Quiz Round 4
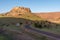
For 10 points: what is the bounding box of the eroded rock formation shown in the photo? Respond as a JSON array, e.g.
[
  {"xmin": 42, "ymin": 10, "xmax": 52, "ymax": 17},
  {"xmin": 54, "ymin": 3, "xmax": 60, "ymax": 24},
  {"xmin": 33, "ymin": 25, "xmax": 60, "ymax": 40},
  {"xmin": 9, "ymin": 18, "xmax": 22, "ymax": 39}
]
[{"xmin": 5, "ymin": 7, "xmax": 31, "ymax": 16}]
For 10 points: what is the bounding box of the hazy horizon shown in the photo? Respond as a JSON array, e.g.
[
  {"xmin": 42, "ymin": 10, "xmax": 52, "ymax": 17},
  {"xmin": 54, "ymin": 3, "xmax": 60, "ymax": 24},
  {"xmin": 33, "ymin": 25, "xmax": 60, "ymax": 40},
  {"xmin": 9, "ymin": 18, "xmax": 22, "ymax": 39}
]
[{"xmin": 0, "ymin": 0, "xmax": 60, "ymax": 13}]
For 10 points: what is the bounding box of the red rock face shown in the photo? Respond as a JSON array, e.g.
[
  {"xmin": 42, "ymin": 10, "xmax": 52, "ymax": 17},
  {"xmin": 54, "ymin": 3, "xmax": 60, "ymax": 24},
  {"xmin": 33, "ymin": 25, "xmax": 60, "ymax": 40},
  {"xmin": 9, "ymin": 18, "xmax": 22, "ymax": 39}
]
[
  {"xmin": 5, "ymin": 7, "xmax": 31, "ymax": 16},
  {"xmin": 11, "ymin": 7, "xmax": 31, "ymax": 13}
]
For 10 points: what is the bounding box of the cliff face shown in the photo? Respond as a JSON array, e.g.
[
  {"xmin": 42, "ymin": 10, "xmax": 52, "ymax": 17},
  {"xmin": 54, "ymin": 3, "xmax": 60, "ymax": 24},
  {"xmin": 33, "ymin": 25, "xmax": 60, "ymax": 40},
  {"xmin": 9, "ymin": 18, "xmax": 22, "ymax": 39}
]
[
  {"xmin": 5, "ymin": 7, "xmax": 31, "ymax": 16},
  {"xmin": 11, "ymin": 7, "xmax": 31, "ymax": 13}
]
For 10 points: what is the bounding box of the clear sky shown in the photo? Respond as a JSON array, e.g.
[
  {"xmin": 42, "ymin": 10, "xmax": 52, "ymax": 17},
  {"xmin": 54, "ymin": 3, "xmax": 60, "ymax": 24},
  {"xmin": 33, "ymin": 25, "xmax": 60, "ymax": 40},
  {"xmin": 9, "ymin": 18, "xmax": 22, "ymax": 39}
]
[{"xmin": 0, "ymin": 0, "xmax": 60, "ymax": 13}]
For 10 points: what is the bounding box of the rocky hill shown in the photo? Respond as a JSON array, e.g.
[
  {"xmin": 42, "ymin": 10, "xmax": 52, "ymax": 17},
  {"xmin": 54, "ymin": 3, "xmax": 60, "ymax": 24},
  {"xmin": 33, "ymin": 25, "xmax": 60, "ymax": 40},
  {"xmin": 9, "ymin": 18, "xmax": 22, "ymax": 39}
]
[
  {"xmin": 0, "ymin": 7, "xmax": 42, "ymax": 21},
  {"xmin": 4, "ymin": 7, "xmax": 31, "ymax": 16}
]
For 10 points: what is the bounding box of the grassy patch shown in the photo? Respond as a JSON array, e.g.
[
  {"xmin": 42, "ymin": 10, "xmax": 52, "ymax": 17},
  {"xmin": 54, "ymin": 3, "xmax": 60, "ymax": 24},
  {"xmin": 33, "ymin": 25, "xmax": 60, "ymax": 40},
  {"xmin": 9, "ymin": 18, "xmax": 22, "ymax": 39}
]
[
  {"xmin": 0, "ymin": 33, "xmax": 13, "ymax": 40},
  {"xmin": 34, "ymin": 20, "xmax": 60, "ymax": 34},
  {"xmin": 23, "ymin": 30, "xmax": 48, "ymax": 40},
  {"xmin": 40, "ymin": 27, "xmax": 60, "ymax": 34}
]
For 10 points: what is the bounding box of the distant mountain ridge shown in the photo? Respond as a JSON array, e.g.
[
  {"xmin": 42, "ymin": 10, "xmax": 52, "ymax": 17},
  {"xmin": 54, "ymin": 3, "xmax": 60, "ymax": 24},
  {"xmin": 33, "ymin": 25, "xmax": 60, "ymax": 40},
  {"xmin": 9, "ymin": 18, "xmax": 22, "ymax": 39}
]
[{"xmin": 34, "ymin": 12, "xmax": 60, "ymax": 23}]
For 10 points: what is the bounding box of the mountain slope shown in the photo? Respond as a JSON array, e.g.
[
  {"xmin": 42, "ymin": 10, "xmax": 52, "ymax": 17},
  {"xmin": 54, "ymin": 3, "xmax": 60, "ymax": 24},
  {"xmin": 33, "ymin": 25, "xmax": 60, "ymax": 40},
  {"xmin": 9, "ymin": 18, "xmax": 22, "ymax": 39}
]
[
  {"xmin": 34, "ymin": 12, "xmax": 60, "ymax": 23},
  {"xmin": 0, "ymin": 7, "xmax": 42, "ymax": 21}
]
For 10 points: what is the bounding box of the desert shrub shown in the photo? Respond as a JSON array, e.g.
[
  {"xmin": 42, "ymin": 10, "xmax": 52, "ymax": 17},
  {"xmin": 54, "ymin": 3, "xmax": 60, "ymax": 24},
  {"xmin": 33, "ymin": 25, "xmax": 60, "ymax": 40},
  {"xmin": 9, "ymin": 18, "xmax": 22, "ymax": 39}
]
[
  {"xmin": 20, "ymin": 22, "xmax": 23, "ymax": 25},
  {"xmin": 34, "ymin": 23, "xmax": 43, "ymax": 28},
  {"xmin": 34, "ymin": 20, "xmax": 53, "ymax": 29}
]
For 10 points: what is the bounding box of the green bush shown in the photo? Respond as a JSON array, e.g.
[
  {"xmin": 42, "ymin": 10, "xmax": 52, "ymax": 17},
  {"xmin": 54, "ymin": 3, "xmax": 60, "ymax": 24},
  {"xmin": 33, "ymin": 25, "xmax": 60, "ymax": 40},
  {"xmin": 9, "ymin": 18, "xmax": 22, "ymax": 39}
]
[{"xmin": 34, "ymin": 23, "xmax": 43, "ymax": 28}]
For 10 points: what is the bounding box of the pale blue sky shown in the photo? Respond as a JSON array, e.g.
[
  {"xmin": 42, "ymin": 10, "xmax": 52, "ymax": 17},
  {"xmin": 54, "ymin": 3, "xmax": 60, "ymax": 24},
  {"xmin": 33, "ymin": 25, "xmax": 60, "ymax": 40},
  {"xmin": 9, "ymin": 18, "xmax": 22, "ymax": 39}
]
[{"xmin": 0, "ymin": 0, "xmax": 60, "ymax": 13}]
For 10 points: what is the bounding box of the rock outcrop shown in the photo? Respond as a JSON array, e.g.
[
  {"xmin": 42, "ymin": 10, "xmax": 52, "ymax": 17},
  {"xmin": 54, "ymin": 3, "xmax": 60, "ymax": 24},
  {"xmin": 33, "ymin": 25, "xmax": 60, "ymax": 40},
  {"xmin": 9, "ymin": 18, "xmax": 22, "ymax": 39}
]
[{"xmin": 5, "ymin": 7, "xmax": 31, "ymax": 16}]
